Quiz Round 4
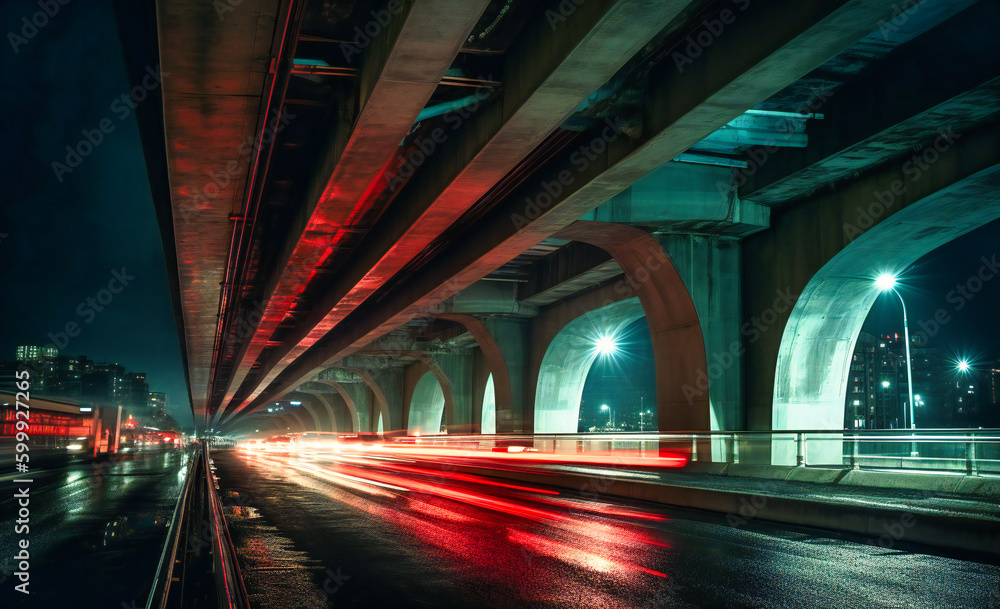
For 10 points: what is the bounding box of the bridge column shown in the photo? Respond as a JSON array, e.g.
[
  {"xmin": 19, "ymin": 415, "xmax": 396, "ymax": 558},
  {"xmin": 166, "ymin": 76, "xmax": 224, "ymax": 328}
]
[
  {"xmin": 657, "ymin": 234, "xmax": 743, "ymax": 433},
  {"xmin": 338, "ymin": 382, "xmax": 372, "ymax": 433},
  {"xmin": 435, "ymin": 350, "xmax": 475, "ymax": 434},
  {"xmin": 482, "ymin": 318, "xmax": 531, "ymax": 434},
  {"xmin": 371, "ymin": 367, "xmax": 405, "ymax": 433}
]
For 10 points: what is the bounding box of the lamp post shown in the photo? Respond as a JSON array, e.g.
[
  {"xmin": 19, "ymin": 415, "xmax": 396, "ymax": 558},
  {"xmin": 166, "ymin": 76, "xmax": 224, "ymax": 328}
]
[{"xmin": 876, "ymin": 275, "xmax": 916, "ymax": 446}]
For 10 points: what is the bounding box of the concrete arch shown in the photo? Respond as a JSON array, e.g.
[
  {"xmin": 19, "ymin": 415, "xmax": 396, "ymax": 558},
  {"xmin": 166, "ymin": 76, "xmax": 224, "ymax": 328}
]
[
  {"xmin": 285, "ymin": 393, "xmax": 326, "ymax": 431},
  {"xmin": 408, "ymin": 371, "xmax": 446, "ymax": 434},
  {"xmin": 335, "ymin": 367, "xmax": 391, "ymax": 432},
  {"xmin": 432, "ymin": 313, "xmax": 510, "ymax": 435},
  {"xmin": 773, "ymin": 164, "xmax": 1000, "ymax": 444},
  {"xmin": 481, "ymin": 373, "xmax": 496, "ymax": 435},
  {"xmin": 287, "ymin": 408, "xmax": 312, "ymax": 432},
  {"xmin": 554, "ymin": 221, "xmax": 710, "ymax": 431},
  {"xmin": 534, "ymin": 298, "xmax": 647, "ymax": 432},
  {"xmin": 303, "ymin": 380, "xmax": 360, "ymax": 432},
  {"xmin": 289, "ymin": 391, "xmax": 334, "ymax": 432}
]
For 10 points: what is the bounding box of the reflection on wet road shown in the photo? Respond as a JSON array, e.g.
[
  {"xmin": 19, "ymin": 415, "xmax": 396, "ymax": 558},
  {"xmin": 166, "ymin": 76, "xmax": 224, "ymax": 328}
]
[
  {"xmin": 214, "ymin": 448, "xmax": 1000, "ymax": 609},
  {"xmin": 0, "ymin": 450, "xmax": 187, "ymax": 608}
]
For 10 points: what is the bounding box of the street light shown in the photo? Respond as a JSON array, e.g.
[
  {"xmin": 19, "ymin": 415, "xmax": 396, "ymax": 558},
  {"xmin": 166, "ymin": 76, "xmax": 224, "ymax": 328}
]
[
  {"xmin": 957, "ymin": 359, "xmax": 970, "ymax": 373},
  {"xmin": 875, "ymin": 273, "xmax": 916, "ymax": 438},
  {"xmin": 601, "ymin": 404, "xmax": 614, "ymax": 427},
  {"xmin": 594, "ymin": 334, "xmax": 619, "ymax": 357}
]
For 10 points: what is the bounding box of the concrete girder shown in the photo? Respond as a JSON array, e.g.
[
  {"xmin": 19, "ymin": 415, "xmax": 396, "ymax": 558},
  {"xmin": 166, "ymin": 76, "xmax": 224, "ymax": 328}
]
[
  {"xmin": 226, "ymin": 0, "xmax": 695, "ymax": 419},
  {"xmin": 581, "ymin": 163, "xmax": 769, "ymax": 237},
  {"xmin": 235, "ymin": 0, "xmax": 901, "ymax": 415},
  {"xmin": 156, "ymin": 0, "xmax": 286, "ymax": 419},
  {"xmin": 741, "ymin": 1, "xmax": 1000, "ymax": 206},
  {"xmin": 215, "ymin": 0, "xmax": 491, "ymax": 423}
]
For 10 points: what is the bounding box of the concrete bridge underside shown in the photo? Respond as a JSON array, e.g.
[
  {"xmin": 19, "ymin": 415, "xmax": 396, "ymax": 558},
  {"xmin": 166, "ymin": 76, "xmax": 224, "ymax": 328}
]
[{"xmin": 121, "ymin": 0, "xmax": 999, "ymax": 450}]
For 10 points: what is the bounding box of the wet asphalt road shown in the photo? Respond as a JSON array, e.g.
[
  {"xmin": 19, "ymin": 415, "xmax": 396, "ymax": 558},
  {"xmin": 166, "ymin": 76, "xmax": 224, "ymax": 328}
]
[
  {"xmin": 0, "ymin": 449, "xmax": 188, "ymax": 608},
  {"xmin": 213, "ymin": 448, "xmax": 1000, "ymax": 609}
]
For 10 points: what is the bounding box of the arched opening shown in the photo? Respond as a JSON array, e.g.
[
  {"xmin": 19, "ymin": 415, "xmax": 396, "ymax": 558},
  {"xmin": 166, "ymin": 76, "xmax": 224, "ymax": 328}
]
[
  {"xmin": 534, "ymin": 298, "xmax": 646, "ymax": 433},
  {"xmin": 408, "ymin": 371, "xmax": 446, "ymax": 435},
  {"xmin": 772, "ymin": 165, "xmax": 1000, "ymax": 463},
  {"xmin": 481, "ymin": 373, "xmax": 496, "ymax": 434},
  {"xmin": 578, "ymin": 317, "xmax": 656, "ymax": 432}
]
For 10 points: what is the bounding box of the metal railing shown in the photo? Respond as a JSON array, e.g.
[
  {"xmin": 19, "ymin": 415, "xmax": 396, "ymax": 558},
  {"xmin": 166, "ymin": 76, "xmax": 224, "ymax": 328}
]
[
  {"xmin": 146, "ymin": 447, "xmax": 199, "ymax": 609},
  {"xmin": 205, "ymin": 444, "xmax": 252, "ymax": 609},
  {"xmin": 390, "ymin": 429, "xmax": 1000, "ymax": 475}
]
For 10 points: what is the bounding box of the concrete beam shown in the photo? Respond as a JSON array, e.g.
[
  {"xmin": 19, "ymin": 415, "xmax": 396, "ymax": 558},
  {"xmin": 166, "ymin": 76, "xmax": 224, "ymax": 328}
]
[
  {"xmin": 235, "ymin": 0, "xmax": 902, "ymax": 416},
  {"xmin": 582, "ymin": 163, "xmax": 769, "ymax": 236},
  {"xmin": 156, "ymin": 0, "xmax": 285, "ymax": 417},
  {"xmin": 215, "ymin": 0, "xmax": 490, "ymax": 422},
  {"xmin": 741, "ymin": 1, "xmax": 1000, "ymax": 206},
  {"xmin": 226, "ymin": 0, "xmax": 695, "ymax": 419}
]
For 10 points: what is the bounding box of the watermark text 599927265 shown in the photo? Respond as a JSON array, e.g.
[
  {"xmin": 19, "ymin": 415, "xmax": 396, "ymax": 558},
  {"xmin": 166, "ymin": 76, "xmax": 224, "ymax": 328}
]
[{"xmin": 11, "ymin": 367, "xmax": 33, "ymax": 595}]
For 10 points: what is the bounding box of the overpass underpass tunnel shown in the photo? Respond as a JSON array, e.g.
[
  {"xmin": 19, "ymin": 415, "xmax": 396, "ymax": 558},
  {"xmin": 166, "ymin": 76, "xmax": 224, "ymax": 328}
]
[
  {"xmin": 408, "ymin": 371, "xmax": 445, "ymax": 435},
  {"xmin": 534, "ymin": 297, "xmax": 655, "ymax": 433}
]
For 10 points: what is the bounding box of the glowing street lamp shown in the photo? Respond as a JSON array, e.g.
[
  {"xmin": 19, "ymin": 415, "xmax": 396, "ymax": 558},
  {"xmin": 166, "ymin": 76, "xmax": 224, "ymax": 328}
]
[
  {"xmin": 594, "ymin": 334, "xmax": 619, "ymax": 357},
  {"xmin": 957, "ymin": 359, "xmax": 970, "ymax": 373},
  {"xmin": 601, "ymin": 404, "xmax": 614, "ymax": 427},
  {"xmin": 875, "ymin": 273, "xmax": 916, "ymax": 437}
]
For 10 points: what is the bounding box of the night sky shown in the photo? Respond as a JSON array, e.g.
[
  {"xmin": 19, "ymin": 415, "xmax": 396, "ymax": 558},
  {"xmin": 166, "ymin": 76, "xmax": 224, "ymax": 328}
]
[
  {"xmin": 862, "ymin": 218, "xmax": 1000, "ymax": 370},
  {"xmin": 1, "ymin": 0, "xmax": 192, "ymax": 427}
]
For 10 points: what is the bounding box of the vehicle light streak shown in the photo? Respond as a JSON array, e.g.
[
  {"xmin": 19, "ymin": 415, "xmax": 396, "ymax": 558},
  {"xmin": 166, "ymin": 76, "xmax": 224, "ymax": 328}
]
[{"xmin": 509, "ymin": 530, "xmax": 668, "ymax": 578}]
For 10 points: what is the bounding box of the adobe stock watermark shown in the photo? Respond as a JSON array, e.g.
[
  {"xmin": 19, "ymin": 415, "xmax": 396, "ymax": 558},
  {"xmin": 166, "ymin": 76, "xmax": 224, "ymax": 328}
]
[
  {"xmin": 178, "ymin": 107, "xmax": 296, "ymax": 222},
  {"xmin": 726, "ymin": 494, "xmax": 767, "ymax": 528},
  {"xmin": 843, "ymin": 127, "xmax": 960, "ymax": 240},
  {"xmin": 51, "ymin": 65, "xmax": 166, "ymax": 182},
  {"xmin": 47, "ymin": 268, "xmax": 136, "ymax": 350},
  {"xmin": 544, "ymin": 0, "xmax": 586, "ymax": 30},
  {"xmin": 671, "ymin": 0, "xmax": 751, "ymax": 73},
  {"xmin": 339, "ymin": 0, "xmax": 405, "ymax": 63},
  {"xmin": 914, "ymin": 255, "xmax": 999, "ymax": 342},
  {"xmin": 682, "ymin": 287, "xmax": 797, "ymax": 404},
  {"xmin": 868, "ymin": 512, "xmax": 916, "ymax": 549},
  {"xmin": 511, "ymin": 117, "xmax": 622, "ymax": 230},
  {"xmin": 320, "ymin": 567, "xmax": 351, "ymax": 595},
  {"xmin": 7, "ymin": 0, "xmax": 72, "ymax": 54}
]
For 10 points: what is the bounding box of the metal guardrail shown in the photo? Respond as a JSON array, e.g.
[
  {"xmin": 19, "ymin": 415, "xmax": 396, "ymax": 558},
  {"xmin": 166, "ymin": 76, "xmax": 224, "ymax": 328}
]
[
  {"xmin": 204, "ymin": 444, "xmax": 252, "ymax": 609},
  {"xmin": 391, "ymin": 430, "xmax": 1000, "ymax": 475},
  {"xmin": 146, "ymin": 447, "xmax": 199, "ymax": 609}
]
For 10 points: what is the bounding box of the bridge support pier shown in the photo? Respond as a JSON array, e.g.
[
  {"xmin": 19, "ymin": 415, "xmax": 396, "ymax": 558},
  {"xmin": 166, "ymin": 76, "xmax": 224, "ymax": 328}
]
[{"xmin": 483, "ymin": 318, "xmax": 531, "ymax": 434}]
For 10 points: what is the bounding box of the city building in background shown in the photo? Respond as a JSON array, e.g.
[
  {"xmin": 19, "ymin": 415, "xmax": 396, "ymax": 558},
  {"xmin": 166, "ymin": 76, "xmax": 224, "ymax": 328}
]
[
  {"xmin": 149, "ymin": 392, "xmax": 167, "ymax": 419},
  {"xmin": 844, "ymin": 334, "xmax": 992, "ymax": 429},
  {"xmin": 0, "ymin": 346, "xmax": 177, "ymax": 429}
]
